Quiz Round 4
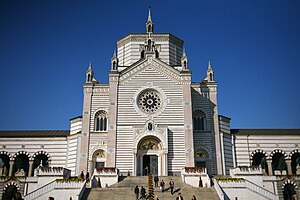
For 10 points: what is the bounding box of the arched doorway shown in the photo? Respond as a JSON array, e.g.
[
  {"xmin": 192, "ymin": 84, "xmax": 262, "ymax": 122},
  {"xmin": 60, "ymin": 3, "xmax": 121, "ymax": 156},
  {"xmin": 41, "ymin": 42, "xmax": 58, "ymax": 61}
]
[
  {"xmin": 2, "ymin": 183, "xmax": 19, "ymax": 200},
  {"xmin": 136, "ymin": 136, "xmax": 167, "ymax": 176},
  {"xmin": 283, "ymin": 183, "xmax": 297, "ymax": 200},
  {"xmin": 90, "ymin": 149, "xmax": 106, "ymax": 174},
  {"xmin": 195, "ymin": 149, "xmax": 211, "ymax": 175}
]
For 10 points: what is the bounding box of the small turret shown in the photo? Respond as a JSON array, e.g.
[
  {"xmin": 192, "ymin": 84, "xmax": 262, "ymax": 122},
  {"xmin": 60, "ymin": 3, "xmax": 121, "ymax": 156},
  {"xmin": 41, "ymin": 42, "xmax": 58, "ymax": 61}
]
[
  {"xmin": 205, "ymin": 60, "xmax": 215, "ymax": 82},
  {"xmin": 181, "ymin": 49, "xmax": 188, "ymax": 70},
  {"xmin": 86, "ymin": 62, "xmax": 94, "ymax": 83},
  {"xmin": 146, "ymin": 7, "xmax": 154, "ymax": 33},
  {"xmin": 111, "ymin": 49, "xmax": 118, "ymax": 71}
]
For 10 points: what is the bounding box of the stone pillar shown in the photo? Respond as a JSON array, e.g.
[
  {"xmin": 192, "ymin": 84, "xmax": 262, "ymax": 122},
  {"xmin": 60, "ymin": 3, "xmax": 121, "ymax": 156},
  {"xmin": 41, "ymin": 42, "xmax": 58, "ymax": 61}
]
[
  {"xmin": 285, "ymin": 159, "xmax": 292, "ymax": 175},
  {"xmin": 9, "ymin": 160, "xmax": 14, "ymax": 177},
  {"xmin": 164, "ymin": 153, "xmax": 168, "ymax": 176},
  {"xmin": 267, "ymin": 158, "xmax": 273, "ymax": 176},
  {"xmin": 28, "ymin": 160, "xmax": 33, "ymax": 177},
  {"xmin": 133, "ymin": 152, "xmax": 136, "ymax": 176},
  {"xmin": 181, "ymin": 70, "xmax": 194, "ymax": 167},
  {"xmin": 106, "ymin": 71, "xmax": 119, "ymax": 167}
]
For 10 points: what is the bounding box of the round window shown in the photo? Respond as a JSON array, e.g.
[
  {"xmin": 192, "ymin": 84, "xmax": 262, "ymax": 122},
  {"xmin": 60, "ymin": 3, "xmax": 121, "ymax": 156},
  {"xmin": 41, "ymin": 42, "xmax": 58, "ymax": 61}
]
[{"xmin": 138, "ymin": 90, "xmax": 162, "ymax": 114}]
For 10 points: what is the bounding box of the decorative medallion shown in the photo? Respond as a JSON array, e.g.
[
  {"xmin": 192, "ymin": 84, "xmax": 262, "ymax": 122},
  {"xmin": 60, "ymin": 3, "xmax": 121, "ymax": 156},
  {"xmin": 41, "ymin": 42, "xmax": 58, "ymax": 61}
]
[
  {"xmin": 140, "ymin": 140, "xmax": 159, "ymax": 150},
  {"xmin": 138, "ymin": 90, "xmax": 162, "ymax": 114}
]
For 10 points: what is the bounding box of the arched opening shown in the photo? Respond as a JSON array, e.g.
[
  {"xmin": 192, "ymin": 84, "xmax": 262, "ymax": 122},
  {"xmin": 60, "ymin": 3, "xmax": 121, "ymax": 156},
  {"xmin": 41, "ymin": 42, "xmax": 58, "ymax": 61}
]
[
  {"xmin": 195, "ymin": 149, "xmax": 211, "ymax": 175},
  {"xmin": 87, "ymin": 74, "xmax": 91, "ymax": 82},
  {"xmin": 91, "ymin": 149, "xmax": 106, "ymax": 174},
  {"xmin": 2, "ymin": 185, "xmax": 18, "ymax": 200},
  {"xmin": 252, "ymin": 152, "xmax": 268, "ymax": 174},
  {"xmin": 291, "ymin": 152, "xmax": 300, "ymax": 175},
  {"xmin": 283, "ymin": 183, "xmax": 297, "ymax": 200},
  {"xmin": 95, "ymin": 110, "xmax": 107, "ymax": 131},
  {"xmin": 148, "ymin": 25, "xmax": 152, "ymax": 33},
  {"xmin": 13, "ymin": 154, "xmax": 29, "ymax": 177},
  {"xmin": 113, "ymin": 61, "xmax": 117, "ymax": 70},
  {"xmin": 272, "ymin": 152, "xmax": 287, "ymax": 174},
  {"xmin": 193, "ymin": 110, "xmax": 206, "ymax": 131},
  {"xmin": 32, "ymin": 154, "xmax": 49, "ymax": 176},
  {"xmin": 147, "ymin": 39, "xmax": 152, "ymax": 51},
  {"xmin": 136, "ymin": 136, "xmax": 165, "ymax": 176},
  {"xmin": 0, "ymin": 154, "xmax": 10, "ymax": 176},
  {"xmin": 184, "ymin": 61, "xmax": 187, "ymax": 69},
  {"xmin": 209, "ymin": 73, "xmax": 213, "ymax": 81}
]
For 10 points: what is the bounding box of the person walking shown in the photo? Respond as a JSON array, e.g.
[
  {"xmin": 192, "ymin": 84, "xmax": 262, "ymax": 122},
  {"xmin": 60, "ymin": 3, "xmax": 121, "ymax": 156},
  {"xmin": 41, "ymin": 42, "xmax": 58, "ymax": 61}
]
[
  {"xmin": 140, "ymin": 186, "xmax": 146, "ymax": 199},
  {"xmin": 191, "ymin": 195, "xmax": 197, "ymax": 200},
  {"xmin": 160, "ymin": 179, "xmax": 165, "ymax": 192},
  {"xmin": 169, "ymin": 179, "xmax": 175, "ymax": 195},
  {"xmin": 154, "ymin": 175, "xmax": 159, "ymax": 187},
  {"xmin": 176, "ymin": 193, "xmax": 184, "ymax": 200},
  {"xmin": 85, "ymin": 171, "xmax": 90, "ymax": 182},
  {"xmin": 134, "ymin": 185, "xmax": 139, "ymax": 200}
]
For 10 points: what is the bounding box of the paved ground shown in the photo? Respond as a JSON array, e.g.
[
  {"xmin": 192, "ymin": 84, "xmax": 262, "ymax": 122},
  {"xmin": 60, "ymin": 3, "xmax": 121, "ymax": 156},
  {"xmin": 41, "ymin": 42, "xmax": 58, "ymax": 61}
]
[{"xmin": 83, "ymin": 176, "xmax": 220, "ymax": 200}]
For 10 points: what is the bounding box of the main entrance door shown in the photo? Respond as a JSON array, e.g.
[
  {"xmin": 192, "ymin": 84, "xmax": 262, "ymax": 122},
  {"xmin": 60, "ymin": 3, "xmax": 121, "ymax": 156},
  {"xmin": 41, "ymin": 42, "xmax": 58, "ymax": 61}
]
[{"xmin": 143, "ymin": 155, "xmax": 158, "ymax": 175}]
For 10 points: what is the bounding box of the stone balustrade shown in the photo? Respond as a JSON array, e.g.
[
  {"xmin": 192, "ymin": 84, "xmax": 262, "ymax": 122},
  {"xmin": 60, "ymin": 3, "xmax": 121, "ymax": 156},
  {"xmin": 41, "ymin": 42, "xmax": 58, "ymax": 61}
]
[{"xmin": 230, "ymin": 166, "xmax": 264, "ymax": 176}]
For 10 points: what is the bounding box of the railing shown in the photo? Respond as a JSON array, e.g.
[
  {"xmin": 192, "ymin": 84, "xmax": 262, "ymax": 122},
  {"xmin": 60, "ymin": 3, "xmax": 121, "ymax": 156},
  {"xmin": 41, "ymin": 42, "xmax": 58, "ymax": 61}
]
[
  {"xmin": 230, "ymin": 166, "xmax": 263, "ymax": 176},
  {"xmin": 218, "ymin": 179, "xmax": 278, "ymax": 200},
  {"xmin": 24, "ymin": 181, "xmax": 84, "ymax": 200},
  {"xmin": 183, "ymin": 167, "xmax": 207, "ymax": 174},
  {"xmin": 213, "ymin": 179, "xmax": 225, "ymax": 200},
  {"xmin": 77, "ymin": 179, "xmax": 88, "ymax": 200}
]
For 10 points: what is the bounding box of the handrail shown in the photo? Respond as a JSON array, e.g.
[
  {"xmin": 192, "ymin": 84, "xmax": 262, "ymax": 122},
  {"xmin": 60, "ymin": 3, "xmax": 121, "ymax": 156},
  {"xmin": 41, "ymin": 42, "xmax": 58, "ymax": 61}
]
[
  {"xmin": 218, "ymin": 180, "xmax": 278, "ymax": 200},
  {"xmin": 24, "ymin": 181, "xmax": 84, "ymax": 200},
  {"xmin": 78, "ymin": 179, "xmax": 88, "ymax": 200},
  {"xmin": 213, "ymin": 179, "xmax": 224, "ymax": 200}
]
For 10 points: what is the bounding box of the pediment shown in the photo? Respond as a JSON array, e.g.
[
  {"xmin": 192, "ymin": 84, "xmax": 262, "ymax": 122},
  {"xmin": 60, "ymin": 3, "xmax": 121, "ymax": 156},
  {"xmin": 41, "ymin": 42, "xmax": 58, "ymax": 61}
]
[{"xmin": 119, "ymin": 57, "xmax": 186, "ymax": 85}]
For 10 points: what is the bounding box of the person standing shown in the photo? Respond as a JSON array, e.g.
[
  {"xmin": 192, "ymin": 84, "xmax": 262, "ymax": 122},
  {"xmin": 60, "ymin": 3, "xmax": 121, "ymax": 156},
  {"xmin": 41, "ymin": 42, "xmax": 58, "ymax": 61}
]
[
  {"xmin": 191, "ymin": 195, "xmax": 197, "ymax": 200},
  {"xmin": 160, "ymin": 179, "xmax": 165, "ymax": 192},
  {"xmin": 134, "ymin": 185, "xmax": 139, "ymax": 200},
  {"xmin": 86, "ymin": 171, "xmax": 90, "ymax": 182},
  {"xmin": 169, "ymin": 179, "xmax": 174, "ymax": 195},
  {"xmin": 176, "ymin": 193, "xmax": 184, "ymax": 200},
  {"xmin": 154, "ymin": 175, "xmax": 159, "ymax": 187},
  {"xmin": 140, "ymin": 186, "xmax": 146, "ymax": 199}
]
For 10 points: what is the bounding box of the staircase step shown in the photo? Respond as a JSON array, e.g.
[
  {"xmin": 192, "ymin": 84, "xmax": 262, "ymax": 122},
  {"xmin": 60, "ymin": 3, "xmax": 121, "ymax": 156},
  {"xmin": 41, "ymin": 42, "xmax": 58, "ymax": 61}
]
[{"xmin": 84, "ymin": 176, "xmax": 219, "ymax": 200}]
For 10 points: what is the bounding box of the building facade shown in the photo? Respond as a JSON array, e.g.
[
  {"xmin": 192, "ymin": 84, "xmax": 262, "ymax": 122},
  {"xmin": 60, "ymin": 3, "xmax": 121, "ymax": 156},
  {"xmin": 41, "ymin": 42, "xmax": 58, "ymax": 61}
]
[{"xmin": 0, "ymin": 9, "xmax": 300, "ymax": 200}]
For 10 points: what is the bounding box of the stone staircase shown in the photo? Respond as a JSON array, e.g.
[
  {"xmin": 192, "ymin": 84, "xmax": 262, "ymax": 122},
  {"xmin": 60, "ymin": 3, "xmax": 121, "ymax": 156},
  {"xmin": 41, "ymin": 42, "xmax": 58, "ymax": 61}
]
[{"xmin": 83, "ymin": 176, "xmax": 219, "ymax": 200}]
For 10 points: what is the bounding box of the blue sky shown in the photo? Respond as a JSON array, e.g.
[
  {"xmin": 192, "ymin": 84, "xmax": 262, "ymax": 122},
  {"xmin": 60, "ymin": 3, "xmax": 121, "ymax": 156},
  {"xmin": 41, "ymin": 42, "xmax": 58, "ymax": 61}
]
[{"xmin": 0, "ymin": 0, "xmax": 299, "ymax": 130}]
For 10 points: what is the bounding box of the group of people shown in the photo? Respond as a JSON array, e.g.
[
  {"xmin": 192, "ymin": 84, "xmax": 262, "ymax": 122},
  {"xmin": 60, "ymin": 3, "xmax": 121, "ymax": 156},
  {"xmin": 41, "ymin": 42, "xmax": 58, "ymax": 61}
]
[
  {"xmin": 134, "ymin": 185, "xmax": 147, "ymax": 200},
  {"xmin": 134, "ymin": 176, "xmax": 198, "ymax": 200},
  {"xmin": 80, "ymin": 170, "xmax": 90, "ymax": 182}
]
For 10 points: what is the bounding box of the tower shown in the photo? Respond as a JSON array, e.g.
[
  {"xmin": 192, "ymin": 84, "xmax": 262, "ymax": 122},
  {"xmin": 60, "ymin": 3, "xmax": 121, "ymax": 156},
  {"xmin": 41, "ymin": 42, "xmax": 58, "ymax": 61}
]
[{"xmin": 146, "ymin": 7, "xmax": 154, "ymax": 33}]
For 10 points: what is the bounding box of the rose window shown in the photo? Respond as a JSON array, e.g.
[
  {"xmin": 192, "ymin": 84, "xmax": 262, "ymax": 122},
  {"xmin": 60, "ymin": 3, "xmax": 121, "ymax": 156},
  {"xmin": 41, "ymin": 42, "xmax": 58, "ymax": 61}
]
[{"xmin": 138, "ymin": 90, "xmax": 162, "ymax": 114}]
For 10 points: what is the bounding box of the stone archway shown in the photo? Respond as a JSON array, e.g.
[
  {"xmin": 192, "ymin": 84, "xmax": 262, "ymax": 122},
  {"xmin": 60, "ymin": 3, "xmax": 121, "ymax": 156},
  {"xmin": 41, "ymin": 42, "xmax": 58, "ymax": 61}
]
[
  {"xmin": 195, "ymin": 149, "xmax": 211, "ymax": 175},
  {"xmin": 135, "ymin": 136, "xmax": 167, "ymax": 176},
  {"xmin": 2, "ymin": 182, "xmax": 20, "ymax": 200},
  {"xmin": 90, "ymin": 149, "xmax": 106, "ymax": 174},
  {"xmin": 282, "ymin": 180, "xmax": 298, "ymax": 200}
]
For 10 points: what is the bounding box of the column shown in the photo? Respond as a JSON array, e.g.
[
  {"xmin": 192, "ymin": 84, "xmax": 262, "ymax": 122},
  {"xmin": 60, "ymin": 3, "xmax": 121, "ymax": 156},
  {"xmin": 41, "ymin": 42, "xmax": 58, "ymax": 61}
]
[
  {"xmin": 267, "ymin": 158, "xmax": 273, "ymax": 176},
  {"xmin": 285, "ymin": 159, "xmax": 292, "ymax": 175},
  {"xmin": 133, "ymin": 153, "xmax": 136, "ymax": 176},
  {"xmin": 164, "ymin": 153, "xmax": 168, "ymax": 176},
  {"xmin": 28, "ymin": 160, "xmax": 33, "ymax": 177},
  {"xmin": 9, "ymin": 160, "xmax": 14, "ymax": 177}
]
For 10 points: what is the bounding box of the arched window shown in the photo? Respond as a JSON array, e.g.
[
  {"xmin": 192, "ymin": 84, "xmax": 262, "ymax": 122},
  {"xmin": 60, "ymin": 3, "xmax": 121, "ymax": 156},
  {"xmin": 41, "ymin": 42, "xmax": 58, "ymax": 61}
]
[
  {"xmin": 193, "ymin": 110, "xmax": 206, "ymax": 131},
  {"xmin": 95, "ymin": 110, "xmax": 107, "ymax": 131},
  {"xmin": 148, "ymin": 25, "xmax": 152, "ymax": 33},
  {"xmin": 113, "ymin": 61, "xmax": 117, "ymax": 70},
  {"xmin": 209, "ymin": 73, "xmax": 213, "ymax": 81},
  {"xmin": 87, "ymin": 74, "xmax": 91, "ymax": 82}
]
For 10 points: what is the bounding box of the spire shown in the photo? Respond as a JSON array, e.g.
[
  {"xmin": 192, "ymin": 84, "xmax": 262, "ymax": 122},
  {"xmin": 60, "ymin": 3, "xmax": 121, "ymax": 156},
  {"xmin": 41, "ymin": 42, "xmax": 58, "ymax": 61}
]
[
  {"xmin": 181, "ymin": 49, "xmax": 188, "ymax": 70},
  {"xmin": 111, "ymin": 49, "xmax": 118, "ymax": 71},
  {"xmin": 147, "ymin": 6, "xmax": 152, "ymax": 23},
  {"xmin": 208, "ymin": 60, "xmax": 212, "ymax": 70},
  {"xmin": 205, "ymin": 60, "xmax": 214, "ymax": 82},
  {"xmin": 86, "ymin": 62, "xmax": 94, "ymax": 83},
  {"xmin": 146, "ymin": 6, "xmax": 154, "ymax": 33}
]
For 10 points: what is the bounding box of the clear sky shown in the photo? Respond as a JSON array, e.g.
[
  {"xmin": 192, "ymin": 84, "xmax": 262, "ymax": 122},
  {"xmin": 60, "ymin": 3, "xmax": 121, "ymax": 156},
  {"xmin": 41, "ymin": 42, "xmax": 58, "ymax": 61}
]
[{"xmin": 0, "ymin": 0, "xmax": 299, "ymax": 130}]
